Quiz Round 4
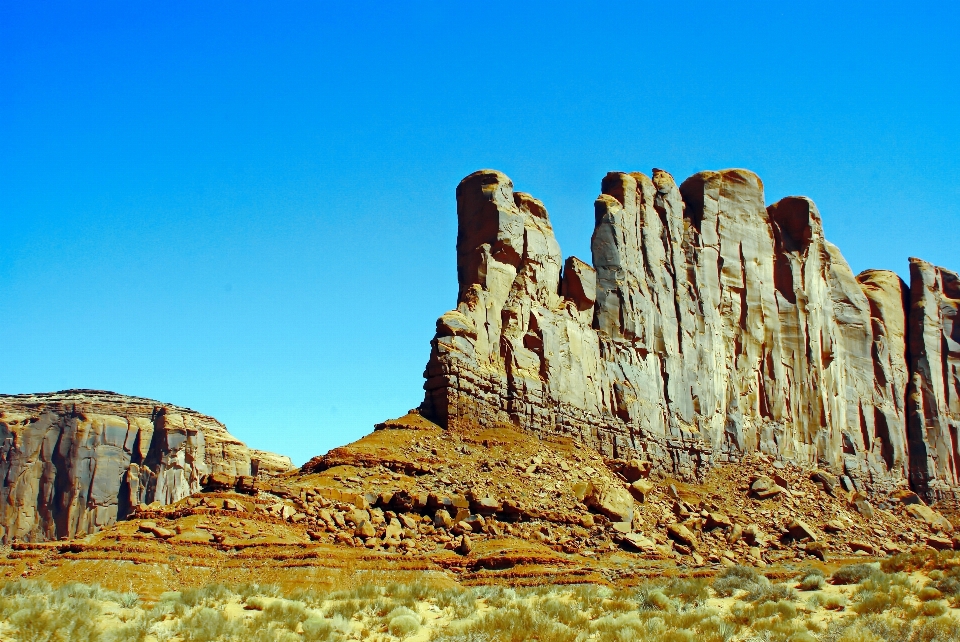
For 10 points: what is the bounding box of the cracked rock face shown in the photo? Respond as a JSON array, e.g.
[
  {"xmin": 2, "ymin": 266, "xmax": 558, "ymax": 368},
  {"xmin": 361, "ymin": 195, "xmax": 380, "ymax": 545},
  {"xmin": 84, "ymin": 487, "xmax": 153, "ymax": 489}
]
[
  {"xmin": 906, "ymin": 259, "xmax": 960, "ymax": 498},
  {"xmin": 0, "ymin": 390, "xmax": 292, "ymax": 542},
  {"xmin": 422, "ymin": 167, "xmax": 957, "ymax": 498}
]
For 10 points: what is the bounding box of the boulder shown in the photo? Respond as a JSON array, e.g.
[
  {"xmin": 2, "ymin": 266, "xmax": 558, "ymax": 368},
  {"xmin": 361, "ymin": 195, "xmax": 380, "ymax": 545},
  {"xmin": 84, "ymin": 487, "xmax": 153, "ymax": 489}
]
[
  {"xmin": 584, "ymin": 484, "xmax": 634, "ymax": 523},
  {"xmin": 787, "ymin": 519, "xmax": 818, "ymax": 542},
  {"xmin": 705, "ymin": 512, "xmax": 732, "ymax": 530},
  {"xmin": 805, "ymin": 541, "xmax": 828, "ymax": 561},
  {"xmin": 628, "ymin": 480, "xmax": 655, "ymax": 502},
  {"xmin": 849, "ymin": 541, "xmax": 875, "ymax": 555},
  {"xmin": 927, "ymin": 536, "xmax": 955, "ymax": 551},
  {"xmin": 355, "ymin": 520, "xmax": 376, "ymax": 539},
  {"xmin": 811, "ymin": 470, "xmax": 839, "ymax": 495},
  {"xmin": 823, "ymin": 520, "xmax": 845, "ymax": 533},
  {"xmin": 667, "ymin": 523, "xmax": 698, "ymax": 550},
  {"xmin": 751, "ymin": 476, "xmax": 785, "ymax": 499},
  {"xmin": 619, "ymin": 532, "xmax": 656, "ymax": 552},
  {"xmin": 433, "ymin": 509, "xmax": 453, "ymax": 530},
  {"xmin": 905, "ymin": 504, "xmax": 954, "ymax": 533}
]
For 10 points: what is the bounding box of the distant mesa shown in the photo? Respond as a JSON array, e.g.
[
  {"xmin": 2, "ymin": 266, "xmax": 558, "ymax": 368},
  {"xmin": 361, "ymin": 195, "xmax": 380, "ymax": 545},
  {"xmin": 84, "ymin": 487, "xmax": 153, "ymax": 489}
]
[{"xmin": 0, "ymin": 389, "xmax": 293, "ymax": 542}]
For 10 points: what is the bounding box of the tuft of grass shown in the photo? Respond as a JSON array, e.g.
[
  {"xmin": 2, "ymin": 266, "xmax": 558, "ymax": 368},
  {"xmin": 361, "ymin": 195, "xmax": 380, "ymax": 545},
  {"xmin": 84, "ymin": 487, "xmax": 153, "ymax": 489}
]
[
  {"xmin": 797, "ymin": 573, "xmax": 825, "ymax": 591},
  {"xmin": 664, "ymin": 578, "xmax": 710, "ymax": 605},
  {"xmin": 831, "ymin": 563, "xmax": 877, "ymax": 585},
  {"xmin": 387, "ymin": 606, "xmax": 421, "ymax": 638},
  {"xmin": 712, "ymin": 565, "xmax": 767, "ymax": 597}
]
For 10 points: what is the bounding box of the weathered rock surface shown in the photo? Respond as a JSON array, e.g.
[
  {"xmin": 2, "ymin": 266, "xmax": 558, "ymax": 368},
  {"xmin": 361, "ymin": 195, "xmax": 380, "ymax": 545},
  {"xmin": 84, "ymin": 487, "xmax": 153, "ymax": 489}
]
[
  {"xmin": 0, "ymin": 390, "xmax": 292, "ymax": 542},
  {"xmin": 422, "ymin": 167, "xmax": 959, "ymax": 499},
  {"xmin": 905, "ymin": 259, "xmax": 960, "ymax": 498}
]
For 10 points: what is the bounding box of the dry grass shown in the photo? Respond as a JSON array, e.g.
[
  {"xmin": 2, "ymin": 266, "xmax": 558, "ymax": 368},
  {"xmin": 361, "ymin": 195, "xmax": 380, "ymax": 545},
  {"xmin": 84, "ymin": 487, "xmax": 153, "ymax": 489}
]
[{"xmin": 0, "ymin": 557, "xmax": 959, "ymax": 641}]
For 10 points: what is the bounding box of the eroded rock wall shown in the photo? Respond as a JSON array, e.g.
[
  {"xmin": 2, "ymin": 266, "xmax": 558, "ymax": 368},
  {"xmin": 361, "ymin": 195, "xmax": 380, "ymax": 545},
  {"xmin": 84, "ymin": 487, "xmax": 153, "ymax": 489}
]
[
  {"xmin": 906, "ymin": 259, "xmax": 960, "ymax": 498},
  {"xmin": 423, "ymin": 167, "xmax": 954, "ymax": 497},
  {"xmin": 0, "ymin": 390, "xmax": 293, "ymax": 541}
]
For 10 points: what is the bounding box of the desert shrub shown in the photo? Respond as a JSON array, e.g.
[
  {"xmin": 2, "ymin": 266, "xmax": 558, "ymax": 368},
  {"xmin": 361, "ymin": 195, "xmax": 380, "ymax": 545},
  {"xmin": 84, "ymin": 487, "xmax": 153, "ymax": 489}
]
[
  {"xmin": 538, "ymin": 595, "xmax": 591, "ymax": 627},
  {"xmin": 928, "ymin": 563, "xmax": 960, "ymax": 607},
  {"xmin": 815, "ymin": 593, "xmax": 847, "ymax": 611},
  {"xmin": 383, "ymin": 581, "xmax": 436, "ymax": 607},
  {"xmin": 664, "ymin": 577, "xmax": 710, "ymax": 605},
  {"xmin": 637, "ymin": 587, "xmax": 674, "ymax": 612},
  {"xmin": 101, "ymin": 614, "xmax": 153, "ymax": 642},
  {"xmin": 178, "ymin": 584, "xmax": 236, "ymax": 608},
  {"xmin": 7, "ymin": 599, "xmax": 101, "ymax": 642},
  {"xmin": 288, "ymin": 587, "xmax": 326, "ymax": 607},
  {"xmin": 302, "ymin": 614, "xmax": 350, "ymax": 642},
  {"xmin": 600, "ymin": 589, "xmax": 639, "ymax": 615},
  {"xmin": 919, "ymin": 599, "xmax": 949, "ymax": 617},
  {"xmin": 797, "ymin": 573, "xmax": 825, "ymax": 591},
  {"xmin": 746, "ymin": 581, "xmax": 796, "ymax": 604},
  {"xmin": 850, "ymin": 571, "xmax": 913, "ymax": 616},
  {"xmin": 912, "ymin": 614, "xmax": 960, "ymax": 642},
  {"xmin": 177, "ymin": 606, "xmax": 243, "ymax": 641},
  {"xmin": 387, "ymin": 606, "xmax": 421, "ymax": 638},
  {"xmin": 258, "ymin": 599, "xmax": 309, "ymax": 629},
  {"xmin": 472, "ymin": 585, "xmax": 517, "ymax": 609},
  {"xmin": 324, "ymin": 598, "xmax": 365, "ymax": 620},
  {"xmin": 831, "ymin": 563, "xmax": 878, "ymax": 585},
  {"xmin": 0, "ymin": 579, "xmax": 105, "ymax": 642},
  {"xmin": 444, "ymin": 604, "xmax": 578, "ymax": 642},
  {"xmin": 834, "ymin": 627, "xmax": 885, "ymax": 642},
  {"xmin": 330, "ymin": 583, "xmax": 381, "ymax": 602},
  {"xmin": 231, "ymin": 583, "xmax": 281, "ymax": 600},
  {"xmin": 433, "ymin": 588, "xmax": 477, "ymax": 619},
  {"xmin": 712, "ymin": 564, "xmax": 766, "ymax": 597},
  {"xmin": 880, "ymin": 548, "xmax": 960, "ymax": 574},
  {"xmin": 917, "ymin": 585, "xmax": 943, "ymax": 601}
]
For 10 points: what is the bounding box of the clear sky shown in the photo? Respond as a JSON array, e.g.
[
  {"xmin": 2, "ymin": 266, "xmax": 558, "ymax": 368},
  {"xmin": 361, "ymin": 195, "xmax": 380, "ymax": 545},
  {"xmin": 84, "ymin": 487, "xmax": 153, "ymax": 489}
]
[{"xmin": 2, "ymin": 2, "xmax": 958, "ymax": 465}]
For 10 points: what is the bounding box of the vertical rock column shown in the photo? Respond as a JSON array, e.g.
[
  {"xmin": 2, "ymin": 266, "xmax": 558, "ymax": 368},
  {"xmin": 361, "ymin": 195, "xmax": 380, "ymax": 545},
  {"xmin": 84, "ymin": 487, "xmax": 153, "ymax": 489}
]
[{"xmin": 906, "ymin": 259, "xmax": 960, "ymax": 498}]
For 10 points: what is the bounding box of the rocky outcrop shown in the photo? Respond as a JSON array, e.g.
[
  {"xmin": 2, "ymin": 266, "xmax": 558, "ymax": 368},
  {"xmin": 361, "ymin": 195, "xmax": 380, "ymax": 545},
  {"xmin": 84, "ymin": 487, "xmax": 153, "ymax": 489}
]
[
  {"xmin": 0, "ymin": 390, "xmax": 293, "ymax": 542},
  {"xmin": 906, "ymin": 260, "xmax": 960, "ymax": 498},
  {"xmin": 422, "ymin": 167, "xmax": 958, "ymax": 499}
]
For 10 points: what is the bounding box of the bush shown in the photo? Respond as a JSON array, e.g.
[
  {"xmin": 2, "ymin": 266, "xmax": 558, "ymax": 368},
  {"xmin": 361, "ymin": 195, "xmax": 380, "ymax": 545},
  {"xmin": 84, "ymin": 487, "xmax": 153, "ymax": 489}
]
[
  {"xmin": 259, "ymin": 599, "xmax": 308, "ymax": 629},
  {"xmin": 797, "ymin": 574, "xmax": 825, "ymax": 591},
  {"xmin": 387, "ymin": 606, "xmax": 421, "ymax": 638},
  {"xmin": 831, "ymin": 563, "xmax": 877, "ymax": 585},
  {"xmin": 664, "ymin": 578, "xmax": 710, "ymax": 605},
  {"xmin": 712, "ymin": 565, "xmax": 766, "ymax": 597}
]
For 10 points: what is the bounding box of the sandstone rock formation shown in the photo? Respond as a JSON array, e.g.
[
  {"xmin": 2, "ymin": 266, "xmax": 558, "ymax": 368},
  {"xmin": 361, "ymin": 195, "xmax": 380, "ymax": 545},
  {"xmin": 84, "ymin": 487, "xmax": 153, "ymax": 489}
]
[
  {"xmin": 422, "ymin": 167, "xmax": 958, "ymax": 499},
  {"xmin": 906, "ymin": 259, "xmax": 960, "ymax": 497},
  {"xmin": 0, "ymin": 390, "xmax": 292, "ymax": 542}
]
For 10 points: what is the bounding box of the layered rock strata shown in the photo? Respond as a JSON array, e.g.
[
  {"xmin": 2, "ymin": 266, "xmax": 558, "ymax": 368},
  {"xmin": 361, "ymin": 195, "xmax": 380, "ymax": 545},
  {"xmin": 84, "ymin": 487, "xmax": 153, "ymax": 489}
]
[
  {"xmin": 422, "ymin": 167, "xmax": 956, "ymax": 498},
  {"xmin": 0, "ymin": 390, "xmax": 293, "ymax": 542}
]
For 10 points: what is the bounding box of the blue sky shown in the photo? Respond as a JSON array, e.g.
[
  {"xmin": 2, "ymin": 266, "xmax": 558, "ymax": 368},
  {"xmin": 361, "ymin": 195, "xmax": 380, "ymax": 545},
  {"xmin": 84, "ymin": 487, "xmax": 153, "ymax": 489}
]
[{"xmin": 2, "ymin": 1, "xmax": 958, "ymax": 464}]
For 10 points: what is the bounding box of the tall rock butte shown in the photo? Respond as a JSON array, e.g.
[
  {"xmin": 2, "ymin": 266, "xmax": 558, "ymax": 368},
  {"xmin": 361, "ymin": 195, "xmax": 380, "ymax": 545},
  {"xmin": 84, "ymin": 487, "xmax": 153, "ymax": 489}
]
[
  {"xmin": 422, "ymin": 168, "xmax": 959, "ymax": 500},
  {"xmin": 0, "ymin": 390, "xmax": 293, "ymax": 542}
]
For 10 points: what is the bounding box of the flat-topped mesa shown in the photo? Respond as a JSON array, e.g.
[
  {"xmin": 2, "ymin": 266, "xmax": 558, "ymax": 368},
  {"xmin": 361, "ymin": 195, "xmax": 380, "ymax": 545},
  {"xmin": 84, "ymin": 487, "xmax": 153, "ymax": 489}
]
[
  {"xmin": 423, "ymin": 166, "xmax": 958, "ymax": 498},
  {"xmin": 0, "ymin": 390, "xmax": 293, "ymax": 542}
]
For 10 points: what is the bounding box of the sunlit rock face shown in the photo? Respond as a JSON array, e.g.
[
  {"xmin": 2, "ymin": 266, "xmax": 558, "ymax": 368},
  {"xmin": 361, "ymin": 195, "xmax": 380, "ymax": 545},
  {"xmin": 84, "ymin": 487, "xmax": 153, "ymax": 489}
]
[
  {"xmin": 423, "ymin": 167, "xmax": 955, "ymax": 498},
  {"xmin": 905, "ymin": 259, "xmax": 960, "ymax": 498},
  {"xmin": 0, "ymin": 390, "xmax": 292, "ymax": 542}
]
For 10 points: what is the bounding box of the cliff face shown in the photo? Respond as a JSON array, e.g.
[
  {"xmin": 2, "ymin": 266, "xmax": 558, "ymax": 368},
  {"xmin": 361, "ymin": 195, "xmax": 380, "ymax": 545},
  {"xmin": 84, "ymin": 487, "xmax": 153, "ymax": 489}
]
[
  {"xmin": 0, "ymin": 390, "xmax": 293, "ymax": 542},
  {"xmin": 906, "ymin": 260, "xmax": 960, "ymax": 497},
  {"xmin": 422, "ymin": 168, "xmax": 955, "ymax": 498}
]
